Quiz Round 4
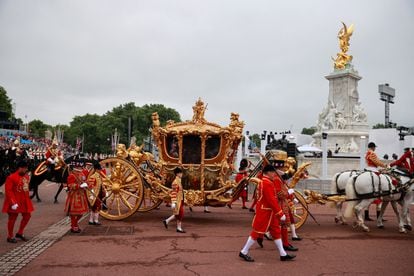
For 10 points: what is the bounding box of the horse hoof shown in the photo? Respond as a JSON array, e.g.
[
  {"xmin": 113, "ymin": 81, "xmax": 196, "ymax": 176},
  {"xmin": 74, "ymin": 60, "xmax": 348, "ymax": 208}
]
[
  {"xmin": 54, "ymin": 200, "xmax": 58, "ymax": 204},
  {"xmin": 37, "ymin": 199, "xmax": 42, "ymax": 203},
  {"xmin": 334, "ymin": 217, "xmax": 339, "ymax": 224},
  {"xmin": 352, "ymin": 222, "xmax": 358, "ymax": 229},
  {"xmin": 363, "ymin": 227, "xmax": 370, "ymax": 232},
  {"xmin": 404, "ymin": 225, "xmax": 412, "ymax": 231},
  {"xmin": 399, "ymin": 229, "xmax": 407, "ymax": 234},
  {"xmin": 377, "ymin": 225, "xmax": 384, "ymax": 229}
]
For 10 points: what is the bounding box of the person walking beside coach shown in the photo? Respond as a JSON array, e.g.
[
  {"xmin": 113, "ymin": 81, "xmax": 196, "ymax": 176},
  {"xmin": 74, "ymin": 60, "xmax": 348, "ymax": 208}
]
[{"xmin": 163, "ymin": 168, "xmax": 186, "ymax": 233}]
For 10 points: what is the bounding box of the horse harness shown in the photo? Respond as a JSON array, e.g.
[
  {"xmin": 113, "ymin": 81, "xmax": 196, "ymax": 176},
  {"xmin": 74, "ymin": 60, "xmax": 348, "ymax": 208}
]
[{"xmin": 351, "ymin": 171, "xmax": 403, "ymax": 200}]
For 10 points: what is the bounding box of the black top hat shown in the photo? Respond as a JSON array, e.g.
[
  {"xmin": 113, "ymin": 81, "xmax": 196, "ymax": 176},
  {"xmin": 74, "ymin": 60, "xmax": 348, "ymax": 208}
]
[
  {"xmin": 17, "ymin": 159, "xmax": 28, "ymax": 168},
  {"xmin": 368, "ymin": 142, "xmax": 377, "ymax": 149},
  {"xmin": 262, "ymin": 165, "xmax": 275, "ymax": 173}
]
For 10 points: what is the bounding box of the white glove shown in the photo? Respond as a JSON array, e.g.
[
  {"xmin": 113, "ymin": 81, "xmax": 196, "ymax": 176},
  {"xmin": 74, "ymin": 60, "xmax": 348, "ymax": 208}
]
[
  {"xmin": 280, "ymin": 214, "xmax": 286, "ymax": 221},
  {"xmin": 293, "ymin": 198, "xmax": 299, "ymax": 204},
  {"xmin": 171, "ymin": 203, "xmax": 176, "ymax": 210},
  {"xmin": 89, "ymin": 195, "xmax": 94, "ymax": 200},
  {"xmin": 48, "ymin": 158, "xmax": 55, "ymax": 164},
  {"xmin": 80, "ymin": 183, "xmax": 88, "ymax": 189},
  {"xmin": 288, "ymin": 188, "xmax": 295, "ymax": 195},
  {"xmin": 11, "ymin": 204, "xmax": 19, "ymax": 210}
]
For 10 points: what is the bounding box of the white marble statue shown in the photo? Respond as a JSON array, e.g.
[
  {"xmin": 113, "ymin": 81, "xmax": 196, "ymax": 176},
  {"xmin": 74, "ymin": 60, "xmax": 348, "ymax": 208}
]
[{"xmin": 352, "ymin": 102, "xmax": 367, "ymax": 123}]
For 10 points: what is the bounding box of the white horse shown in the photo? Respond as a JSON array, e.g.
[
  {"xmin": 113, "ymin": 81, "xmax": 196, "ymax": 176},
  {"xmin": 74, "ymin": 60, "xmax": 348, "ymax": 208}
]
[
  {"xmin": 331, "ymin": 170, "xmax": 361, "ymax": 224},
  {"xmin": 344, "ymin": 169, "xmax": 414, "ymax": 233},
  {"xmin": 377, "ymin": 170, "xmax": 413, "ymax": 231}
]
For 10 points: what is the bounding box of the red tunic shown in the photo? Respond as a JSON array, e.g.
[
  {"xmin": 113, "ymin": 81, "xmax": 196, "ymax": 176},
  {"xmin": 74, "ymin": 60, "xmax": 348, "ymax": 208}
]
[
  {"xmin": 235, "ymin": 170, "xmax": 248, "ymax": 198},
  {"xmin": 274, "ymin": 172, "xmax": 293, "ymax": 226},
  {"xmin": 252, "ymin": 175, "xmax": 284, "ymax": 234},
  {"xmin": 390, "ymin": 151, "xmax": 414, "ymax": 174},
  {"xmin": 2, "ymin": 171, "xmax": 34, "ymax": 214},
  {"xmin": 365, "ymin": 149, "xmax": 386, "ymax": 168},
  {"xmin": 64, "ymin": 173, "xmax": 89, "ymax": 215}
]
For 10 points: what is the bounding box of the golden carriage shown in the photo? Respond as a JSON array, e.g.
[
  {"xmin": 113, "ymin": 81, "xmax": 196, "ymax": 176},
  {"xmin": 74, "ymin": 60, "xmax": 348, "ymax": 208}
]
[{"xmin": 90, "ymin": 99, "xmax": 311, "ymax": 229}]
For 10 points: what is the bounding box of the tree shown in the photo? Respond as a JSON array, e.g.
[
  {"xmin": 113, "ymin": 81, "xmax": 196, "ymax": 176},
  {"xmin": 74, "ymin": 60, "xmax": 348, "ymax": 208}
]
[
  {"xmin": 301, "ymin": 126, "xmax": 317, "ymax": 135},
  {"xmin": 53, "ymin": 102, "xmax": 182, "ymax": 153},
  {"xmin": 249, "ymin": 133, "xmax": 261, "ymax": 149},
  {"xmin": 0, "ymin": 86, "xmax": 13, "ymax": 119},
  {"xmin": 29, "ymin": 119, "xmax": 52, "ymax": 138},
  {"xmin": 134, "ymin": 104, "xmax": 181, "ymax": 143}
]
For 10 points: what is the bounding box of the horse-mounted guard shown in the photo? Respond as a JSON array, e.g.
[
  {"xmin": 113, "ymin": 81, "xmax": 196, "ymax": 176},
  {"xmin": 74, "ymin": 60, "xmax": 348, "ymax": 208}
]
[{"xmin": 34, "ymin": 138, "xmax": 66, "ymax": 176}]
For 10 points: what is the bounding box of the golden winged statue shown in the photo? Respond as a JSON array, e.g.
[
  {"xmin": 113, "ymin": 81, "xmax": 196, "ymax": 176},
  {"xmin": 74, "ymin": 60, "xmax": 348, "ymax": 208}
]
[{"xmin": 332, "ymin": 22, "xmax": 354, "ymax": 70}]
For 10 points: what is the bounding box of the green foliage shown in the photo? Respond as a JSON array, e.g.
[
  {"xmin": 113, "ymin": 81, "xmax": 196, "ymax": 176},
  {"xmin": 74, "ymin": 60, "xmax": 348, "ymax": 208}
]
[
  {"xmin": 372, "ymin": 123, "xmax": 398, "ymax": 129},
  {"xmin": 29, "ymin": 119, "xmax": 52, "ymax": 138},
  {"xmin": 65, "ymin": 103, "xmax": 181, "ymax": 153},
  {"xmin": 301, "ymin": 126, "xmax": 317, "ymax": 135},
  {"xmin": 249, "ymin": 133, "xmax": 261, "ymax": 149},
  {"xmin": 0, "ymin": 86, "xmax": 13, "ymax": 119}
]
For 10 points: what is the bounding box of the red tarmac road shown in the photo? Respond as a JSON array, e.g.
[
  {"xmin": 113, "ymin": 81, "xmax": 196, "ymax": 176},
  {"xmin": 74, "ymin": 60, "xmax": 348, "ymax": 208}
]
[{"xmin": 1, "ymin": 182, "xmax": 413, "ymax": 276}]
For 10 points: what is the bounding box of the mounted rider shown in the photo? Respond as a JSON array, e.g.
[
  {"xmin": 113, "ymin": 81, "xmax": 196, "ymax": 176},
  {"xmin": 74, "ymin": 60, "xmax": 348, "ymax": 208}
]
[
  {"xmin": 365, "ymin": 142, "xmax": 388, "ymax": 173},
  {"xmin": 390, "ymin": 148, "xmax": 414, "ymax": 175},
  {"xmin": 45, "ymin": 137, "xmax": 65, "ymax": 172},
  {"xmin": 364, "ymin": 142, "xmax": 389, "ymax": 221},
  {"xmin": 6, "ymin": 138, "xmax": 28, "ymax": 172}
]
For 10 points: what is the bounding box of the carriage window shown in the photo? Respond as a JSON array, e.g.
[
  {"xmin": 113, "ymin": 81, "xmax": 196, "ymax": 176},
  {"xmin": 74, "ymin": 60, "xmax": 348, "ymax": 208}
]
[
  {"xmin": 205, "ymin": 135, "xmax": 221, "ymax": 159},
  {"xmin": 166, "ymin": 135, "xmax": 179, "ymax": 159},
  {"xmin": 182, "ymin": 135, "xmax": 201, "ymax": 164}
]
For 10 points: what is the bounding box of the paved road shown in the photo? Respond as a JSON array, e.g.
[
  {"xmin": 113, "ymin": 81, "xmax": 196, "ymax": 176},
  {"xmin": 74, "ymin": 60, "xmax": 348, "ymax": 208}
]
[{"xmin": 1, "ymin": 183, "xmax": 413, "ymax": 276}]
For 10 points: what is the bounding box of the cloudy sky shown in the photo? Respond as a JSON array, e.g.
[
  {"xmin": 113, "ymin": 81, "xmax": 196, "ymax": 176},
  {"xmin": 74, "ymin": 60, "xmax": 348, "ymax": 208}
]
[{"xmin": 0, "ymin": 0, "xmax": 413, "ymax": 134}]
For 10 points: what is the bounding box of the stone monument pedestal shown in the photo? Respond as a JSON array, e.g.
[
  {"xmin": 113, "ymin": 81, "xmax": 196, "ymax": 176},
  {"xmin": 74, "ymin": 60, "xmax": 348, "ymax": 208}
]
[{"xmin": 313, "ymin": 65, "xmax": 369, "ymax": 154}]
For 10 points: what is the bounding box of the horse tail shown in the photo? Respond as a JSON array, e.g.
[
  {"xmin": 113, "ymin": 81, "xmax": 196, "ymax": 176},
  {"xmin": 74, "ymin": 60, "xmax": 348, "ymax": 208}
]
[{"xmin": 344, "ymin": 175, "xmax": 358, "ymax": 218}]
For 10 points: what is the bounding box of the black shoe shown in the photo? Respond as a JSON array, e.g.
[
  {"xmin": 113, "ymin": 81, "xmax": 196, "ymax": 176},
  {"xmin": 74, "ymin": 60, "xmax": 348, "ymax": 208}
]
[
  {"xmin": 163, "ymin": 220, "xmax": 168, "ymax": 229},
  {"xmin": 242, "ymin": 206, "xmax": 248, "ymax": 209},
  {"xmin": 239, "ymin": 252, "xmax": 254, "ymax": 262},
  {"xmin": 176, "ymin": 229, "xmax": 186, "ymax": 233},
  {"xmin": 249, "ymin": 208, "xmax": 255, "ymax": 213},
  {"xmin": 204, "ymin": 210, "xmax": 211, "ymax": 213},
  {"xmin": 283, "ymin": 245, "xmax": 298, "ymax": 251},
  {"xmin": 7, "ymin": 237, "xmax": 17, "ymax": 243},
  {"xmin": 15, "ymin": 233, "xmax": 28, "ymax": 242},
  {"xmin": 70, "ymin": 228, "xmax": 81, "ymax": 233},
  {"xmin": 292, "ymin": 236, "xmax": 302, "ymax": 241},
  {"xmin": 89, "ymin": 221, "xmax": 95, "ymax": 225},
  {"xmin": 257, "ymin": 238, "xmax": 263, "ymax": 248},
  {"xmin": 280, "ymin": 254, "xmax": 296, "ymax": 261},
  {"xmin": 227, "ymin": 204, "xmax": 232, "ymax": 209}
]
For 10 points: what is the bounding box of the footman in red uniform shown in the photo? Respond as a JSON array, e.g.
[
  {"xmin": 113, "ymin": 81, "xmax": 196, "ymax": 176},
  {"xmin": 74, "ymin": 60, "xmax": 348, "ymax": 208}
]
[
  {"xmin": 239, "ymin": 165, "xmax": 295, "ymax": 262},
  {"xmin": 2, "ymin": 160, "xmax": 33, "ymax": 243}
]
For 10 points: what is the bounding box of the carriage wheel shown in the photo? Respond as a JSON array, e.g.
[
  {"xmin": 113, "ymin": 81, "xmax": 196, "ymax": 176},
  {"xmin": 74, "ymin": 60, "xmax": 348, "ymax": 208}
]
[
  {"xmin": 98, "ymin": 158, "xmax": 144, "ymax": 220},
  {"xmin": 292, "ymin": 190, "xmax": 309, "ymax": 230},
  {"xmin": 138, "ymin": 186, "xmax": 163, "ymax": 212}
]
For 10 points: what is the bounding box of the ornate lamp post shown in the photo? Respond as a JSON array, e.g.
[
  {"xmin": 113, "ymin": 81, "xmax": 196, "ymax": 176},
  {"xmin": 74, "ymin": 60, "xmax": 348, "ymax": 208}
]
[
  {"xmin": 111, "ymin": 128, "xmax": 120, "ymax": 155},
  {"xmin": 359, "ymin": 135, "xmax": 367, "ymax": 171},
  {"xmin": 322, "ymin": 132, "xmax": 328, "ymax": 179}
]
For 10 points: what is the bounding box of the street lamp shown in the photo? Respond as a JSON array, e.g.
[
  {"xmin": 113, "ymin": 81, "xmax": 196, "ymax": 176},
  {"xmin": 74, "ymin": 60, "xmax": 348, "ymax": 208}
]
[
  {"xmin": 260, "ymin": 130, "xmax": 267, "ymax": 155},
  {"xmin": 359, "ymin": 135, "xmax": 366, "ymax": 171},
  {"xmin": 321, "ymin": 132, "xmax": 328, "ymax": 179}
]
